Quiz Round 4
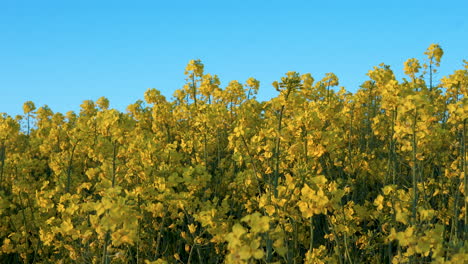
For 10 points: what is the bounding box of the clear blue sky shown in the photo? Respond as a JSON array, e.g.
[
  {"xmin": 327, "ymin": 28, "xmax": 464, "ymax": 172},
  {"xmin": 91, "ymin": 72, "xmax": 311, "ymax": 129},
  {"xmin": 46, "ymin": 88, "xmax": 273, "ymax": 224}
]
[{"xmin": 1, "ymin": 0, "xmax": 467, "ymax": 116}]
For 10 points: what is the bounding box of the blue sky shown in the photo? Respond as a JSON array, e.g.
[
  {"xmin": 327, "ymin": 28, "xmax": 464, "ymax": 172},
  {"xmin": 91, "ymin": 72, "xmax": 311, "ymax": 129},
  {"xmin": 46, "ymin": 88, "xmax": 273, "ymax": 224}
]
[{"xmin": 1, "ymin": 0, "xmax": 467, "ymax": 116}]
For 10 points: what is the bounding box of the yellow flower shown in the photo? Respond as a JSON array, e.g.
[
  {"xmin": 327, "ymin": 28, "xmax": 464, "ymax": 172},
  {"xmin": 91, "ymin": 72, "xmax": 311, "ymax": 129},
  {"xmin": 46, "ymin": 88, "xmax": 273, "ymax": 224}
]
[
  {"xmin": 242, "ymin": 213, "xmax": 270, "ymax": 233},
  {"xmin": 60, "ymin": 218, "xmax": 74, "ymax": 234},
  {"xmin": 374, "ymin": 195, "xmax": 384, "ymax": 211},
  {"xmin": 188, "ymin": 224, "xmax": 197, "ymax": 234},
  {"xmin": 238, "ymin": 239, "xmax": 264, "ymax": 260}
]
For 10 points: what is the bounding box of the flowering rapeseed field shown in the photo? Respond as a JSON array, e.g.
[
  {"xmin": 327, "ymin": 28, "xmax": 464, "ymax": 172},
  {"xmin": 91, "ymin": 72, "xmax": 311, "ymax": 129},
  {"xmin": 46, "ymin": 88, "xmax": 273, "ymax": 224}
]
[{"xmin": 0, "ymin": 44, "xmax": 467, "ymax": 263}]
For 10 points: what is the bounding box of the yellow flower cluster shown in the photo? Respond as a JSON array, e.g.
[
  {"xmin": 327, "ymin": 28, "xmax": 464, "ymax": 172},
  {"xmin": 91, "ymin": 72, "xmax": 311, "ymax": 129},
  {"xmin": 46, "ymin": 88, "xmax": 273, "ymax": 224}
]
[{"xmin": 0, "ymin": 44, "xmax": 467, "ymax": 263}]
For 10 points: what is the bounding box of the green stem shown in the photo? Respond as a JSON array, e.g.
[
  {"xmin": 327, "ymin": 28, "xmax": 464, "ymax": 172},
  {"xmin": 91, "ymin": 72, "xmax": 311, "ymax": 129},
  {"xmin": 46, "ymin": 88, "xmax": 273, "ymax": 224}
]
[
  {"xmin": 411, "ymin": 110, "xmax": 418, "ymax": 223},
  {"xmin": 102, "ymin": 232, "xmax": 110, "ymax": 264},
  {"xmin": 273, "ymin": 104, "xmax": 285, "ymax": 197},
  {"xmin": 461, "ymin": 118, "xmax": 467, "ymax": 240},
  {"xmin": 0, "ymin": 141, "xmax": 5, "ymax": 191},
  {"xmin": 391, "ymin": 108, "xmax": 397, "ymax": 185},
  {"xmin": 240, "ymin": 135, "xmax": 262, "ymax": 195},
  {"xmin": 309, "ymin": 217, "xmax": 314, "ymax": 252},
  {"xmin": 192, "ymin": 75, "xmax": 198, "ymax": 107}
]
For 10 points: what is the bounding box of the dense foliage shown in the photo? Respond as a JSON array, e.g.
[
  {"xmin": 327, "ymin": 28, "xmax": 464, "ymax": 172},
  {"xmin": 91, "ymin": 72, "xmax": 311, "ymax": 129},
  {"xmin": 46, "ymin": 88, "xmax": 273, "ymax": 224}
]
[{"xmin": 1, "ymin": 44, "xmax": 467, "ymax": 263}]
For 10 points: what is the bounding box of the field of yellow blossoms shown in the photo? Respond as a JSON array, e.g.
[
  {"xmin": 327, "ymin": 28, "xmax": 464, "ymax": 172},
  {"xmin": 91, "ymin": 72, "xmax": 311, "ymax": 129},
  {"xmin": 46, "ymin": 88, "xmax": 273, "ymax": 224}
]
[{"xmin": 0, "ymin": 44, "xmax": 467, "ymax": 263}]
